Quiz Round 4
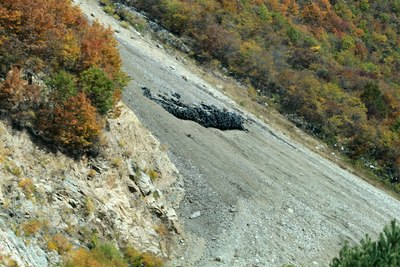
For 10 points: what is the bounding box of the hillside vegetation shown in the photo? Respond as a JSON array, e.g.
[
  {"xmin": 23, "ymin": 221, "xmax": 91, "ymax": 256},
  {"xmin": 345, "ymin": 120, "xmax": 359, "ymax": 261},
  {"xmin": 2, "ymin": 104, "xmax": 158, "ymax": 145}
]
[
  {"xmin": 0, "ymin": 0, "xmax": 128, "ymax": 154},
  {"xmin": 331, "ymin": 220, "xmax": 400, "ymax": 266},
  {"xmin": 121, "ymin": 0, "xmax": 400, "ymax": 186}
]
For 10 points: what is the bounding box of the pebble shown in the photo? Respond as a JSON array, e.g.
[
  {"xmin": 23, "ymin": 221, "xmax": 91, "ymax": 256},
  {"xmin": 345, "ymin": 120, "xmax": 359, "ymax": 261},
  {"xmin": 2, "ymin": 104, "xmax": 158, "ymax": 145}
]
[
  {"xmin": 214, "ymin": 256, "xmax": 222, "ymax": 262},
  {"xmin": 189, "ymin": 211, "xmax": 201, "ymax": 219}
]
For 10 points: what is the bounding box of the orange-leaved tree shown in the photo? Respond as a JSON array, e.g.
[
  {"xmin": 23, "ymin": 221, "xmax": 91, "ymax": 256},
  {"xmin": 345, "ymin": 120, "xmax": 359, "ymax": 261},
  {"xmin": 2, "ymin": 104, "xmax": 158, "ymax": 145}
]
[{"xmin": 37, "ymin": 93, "xmax": 101, "ymax": 152}]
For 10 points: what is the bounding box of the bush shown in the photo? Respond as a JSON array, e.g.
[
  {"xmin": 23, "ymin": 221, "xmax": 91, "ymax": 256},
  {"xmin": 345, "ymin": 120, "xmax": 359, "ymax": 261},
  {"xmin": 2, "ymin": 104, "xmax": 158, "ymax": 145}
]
[
  {"xmin": 80, "ymin": 67, "xmax": 115, "ymax": 115},
  {"xmin": 330, "ymin": 220, "xmax": 400, "ymax": 266},
  {"xmin": 47, "ymin": 234, "xmax": 73, "ymax": 254},
  {"xmin": 123, "ymin": 247, "xmax": 164, "ymax": 267},
  {"xmin": 46, "ymin": 71, "xmax": 77, "ymax": 102},
  {"xmin": 63, "ymin": 242, "xmax": 164, "ymax": 267},
  {"xmin": 63, "ymin": 246, "xmax": 126, "ymax": 267},
  {"xmin": 37, "ymin": 93, "xmax": 101, "ymax": 152}
]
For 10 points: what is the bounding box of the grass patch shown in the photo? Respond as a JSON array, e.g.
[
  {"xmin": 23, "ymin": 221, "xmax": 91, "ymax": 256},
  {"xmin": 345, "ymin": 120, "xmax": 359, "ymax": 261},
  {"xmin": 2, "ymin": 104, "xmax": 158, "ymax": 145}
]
[
  {"xmin": 47, "ymin": 234, "xmax": 73, "ymax": 254},
  {"xmin": 18, "ymin": 178, "xmax": 35, "ymax": 199},
  {"xmin": 63, "ymin": 241, "xmax": 164, "ymax": 267},
  {"xmin": 3, "ymin": 161, "xmax": 23, "ymax": 177},
  {"xmin": 147, "ymin": 169, "xmax": 160, "ymax": 181},
  {"xmin": 21, "ymin": 219, "xmax": 46, "ymax": 236},
  {"xmin": 85, "ymin": 197, "xmax": 95, "ymax": 216}
]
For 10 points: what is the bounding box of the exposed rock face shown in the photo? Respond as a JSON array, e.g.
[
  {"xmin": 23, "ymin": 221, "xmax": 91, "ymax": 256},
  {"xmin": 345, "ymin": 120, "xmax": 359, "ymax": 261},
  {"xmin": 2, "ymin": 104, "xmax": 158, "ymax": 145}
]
[
  {"xmin": 0, "ymin": 219, "xmax": 48, "ymax": 267},
  {"xmin": 0, "ymin": 103, "xmax": 185, "ymax": 266},
  {"xmin": 142, "ymin": 87, "xmax": 245, "ymax": 131}
]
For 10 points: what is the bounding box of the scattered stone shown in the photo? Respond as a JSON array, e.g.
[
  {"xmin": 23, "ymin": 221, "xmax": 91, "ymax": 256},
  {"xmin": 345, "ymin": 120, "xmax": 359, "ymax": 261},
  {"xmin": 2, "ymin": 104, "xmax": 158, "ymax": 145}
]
[
  {"xmin": 172, "ymin": 92, "xmax": 181, "ymax": 99},
  {"xmin": 287, "ymin": 208, "xmax": 294, "ymax": 214},
  {"xmin": 142, "ymin": 86, "xmax": 152, "ymax": 98},
  {"xmin": 156, "ymin": 43, "xmax": 163, "ymax": 49},
  {"xmin": 149, "ymin": 24, "xmax": 191, "ymax": 53},
  {"xmin": 214, "ymin": 256, "xmax": 223, "ymax": 262},
  {"xmin": 189, "ymin": 211, "xmax": 201, "ymax": 219},
  {"xmin": 90, "ymin": 13, "xmax": 95, "ymax": 17},
  {"xmin": 115, "ymin": 29, "xmax": 120, "ymax": 33},
  {"xmin": 181, "ymin": 75, "xmax": 188, "ymax": 81}
]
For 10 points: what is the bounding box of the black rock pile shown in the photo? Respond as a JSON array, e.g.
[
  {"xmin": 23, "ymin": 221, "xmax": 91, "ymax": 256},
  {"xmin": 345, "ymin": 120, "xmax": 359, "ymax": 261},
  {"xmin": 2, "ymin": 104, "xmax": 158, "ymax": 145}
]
[{"xmin": 142, "ymin": 87, "xmax": 244, "ymax": 131}]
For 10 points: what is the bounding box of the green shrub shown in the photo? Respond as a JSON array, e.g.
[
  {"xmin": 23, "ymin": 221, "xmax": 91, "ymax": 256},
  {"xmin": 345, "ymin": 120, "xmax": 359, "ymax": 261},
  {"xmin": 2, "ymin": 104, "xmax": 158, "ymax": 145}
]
[
  {"xmin": 46, "ymin": 71, "xmax": 77, "ymax": 102},
  {"xmin": 123, "ymin": 247, "xmax": 164, "ymax": 267},
  {"xmin": 63, "ymin": 242, "xmax": 164, "ymax": 267},
  {"xmin": 103, "ymin": 5, "xmax": 115, "ymax": 16},
  {"xmin": 63, "ymin": 244, "xmax": 127, "ymax": 267},
  {"xmin": 330, "ymin": 220, "xmax": 400, "ymax": 266},
  {"xmin": 80, "ymin": 67, "xmax": 115, "ymax": 114}
]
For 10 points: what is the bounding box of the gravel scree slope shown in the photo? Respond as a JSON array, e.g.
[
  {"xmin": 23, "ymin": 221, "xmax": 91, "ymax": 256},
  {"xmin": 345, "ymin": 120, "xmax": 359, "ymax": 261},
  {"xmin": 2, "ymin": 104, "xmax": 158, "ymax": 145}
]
[{"xmin": 77, "ymin": 1, "xmax": 400, "ymax": 266}]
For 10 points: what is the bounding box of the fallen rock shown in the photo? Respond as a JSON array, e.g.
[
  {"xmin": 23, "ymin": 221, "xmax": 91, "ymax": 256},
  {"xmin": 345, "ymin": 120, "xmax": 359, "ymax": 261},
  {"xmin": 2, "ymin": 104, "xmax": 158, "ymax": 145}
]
[{"xmin": 189, "ymin": 211, "xmax": 201, "ymax": 219}]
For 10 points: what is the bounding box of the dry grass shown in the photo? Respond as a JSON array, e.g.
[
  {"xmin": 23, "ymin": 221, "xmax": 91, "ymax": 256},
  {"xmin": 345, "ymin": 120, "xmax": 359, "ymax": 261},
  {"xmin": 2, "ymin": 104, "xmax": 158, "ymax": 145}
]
[
  {"xmin": 3, "ymin": 161, "xmax": 23, "ymax": 177},
  {"xmin": 85, "ymin": 197, "xmax": 95, "ymax": 216},
  {"xmin": 154, "ymin": 223, "xmax": 169, "ymax": 237},
  {"xmin": 111, "ymin": 157, "xmax": 123, "ymax": 168},
  {"xmin": 147, "ymin": 169, "xmax": 160, "ymax": 181},
  {"xmin": 0, "ymin": 255, "xmax": 19, "ymax": 267},
  {"xmin": 87, "ymin": 169, "xmax": 97, "ymax": 178},
  {"xmin": 21, "ymin": 219, "xmax": 46, "ymax": 236},
  {"xmin": 0, "ymin": 139, "xmax": 11, "ymax": 164},
  {"xmin": 47, "ymin": 234, "xmax": 72, "ymax": 254},
  {"xmin": 18, "ymin": 178, "xmax": 35, "ymax": 199}
]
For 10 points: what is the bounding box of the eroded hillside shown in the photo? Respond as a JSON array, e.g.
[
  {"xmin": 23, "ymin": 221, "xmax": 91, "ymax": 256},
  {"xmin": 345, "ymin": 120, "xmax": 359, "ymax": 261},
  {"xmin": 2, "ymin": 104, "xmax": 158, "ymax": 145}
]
[{"xmin": 0, "ymin": 103, "xmax": 184, "ymax": 266}]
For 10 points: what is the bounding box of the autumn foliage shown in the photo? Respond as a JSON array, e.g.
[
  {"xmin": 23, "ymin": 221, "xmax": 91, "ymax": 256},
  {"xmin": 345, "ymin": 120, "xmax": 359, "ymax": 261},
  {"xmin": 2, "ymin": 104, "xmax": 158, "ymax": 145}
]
[
  {"xmin": 37, "ymin": 93, "xmax": 100, "ymax": 151},
  {"xmin": 0, "ymin": 0, "xmax": 127, "ymax": 154},
  {"xmin": 130, "ymin": 0, "xmax": 400, "ymax": 184}
]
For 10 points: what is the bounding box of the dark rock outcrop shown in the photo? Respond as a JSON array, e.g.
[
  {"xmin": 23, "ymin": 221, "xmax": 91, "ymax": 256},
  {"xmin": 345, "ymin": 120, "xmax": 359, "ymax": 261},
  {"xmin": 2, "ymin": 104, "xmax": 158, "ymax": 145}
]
[{"xmin": 142, "ymin": 87, "xmax": 245, "ymax": 131}]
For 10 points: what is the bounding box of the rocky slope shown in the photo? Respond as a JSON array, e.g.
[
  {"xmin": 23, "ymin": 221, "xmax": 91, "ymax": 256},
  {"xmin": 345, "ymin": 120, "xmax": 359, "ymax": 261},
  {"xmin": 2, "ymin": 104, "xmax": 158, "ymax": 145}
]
[
  {"xmin": 74, "ymin": 1, "xmax": 400, "ymax": 266},
  {"xmin": 0, "ymin": 103, "xmax": 184, "ymax": 266}
]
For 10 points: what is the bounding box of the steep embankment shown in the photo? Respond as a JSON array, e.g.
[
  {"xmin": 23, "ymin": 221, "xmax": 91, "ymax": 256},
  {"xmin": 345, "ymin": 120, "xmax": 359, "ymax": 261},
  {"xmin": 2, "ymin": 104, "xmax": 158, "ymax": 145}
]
[
  {"xmin": 77, "ymin": 1, "xmax": 400, "ymax": 266},
  {"xmin": 0, "ymin": 103, "xmax": 184, "ymax": 266}
]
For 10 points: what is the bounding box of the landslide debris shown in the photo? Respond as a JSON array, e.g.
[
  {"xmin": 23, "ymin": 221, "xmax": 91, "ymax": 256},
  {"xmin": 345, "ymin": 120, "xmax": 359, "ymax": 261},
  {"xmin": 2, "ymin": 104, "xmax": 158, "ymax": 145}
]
[{"xmin": 141, "ymin": 87, "xmax": 245, "ymax": 131}]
